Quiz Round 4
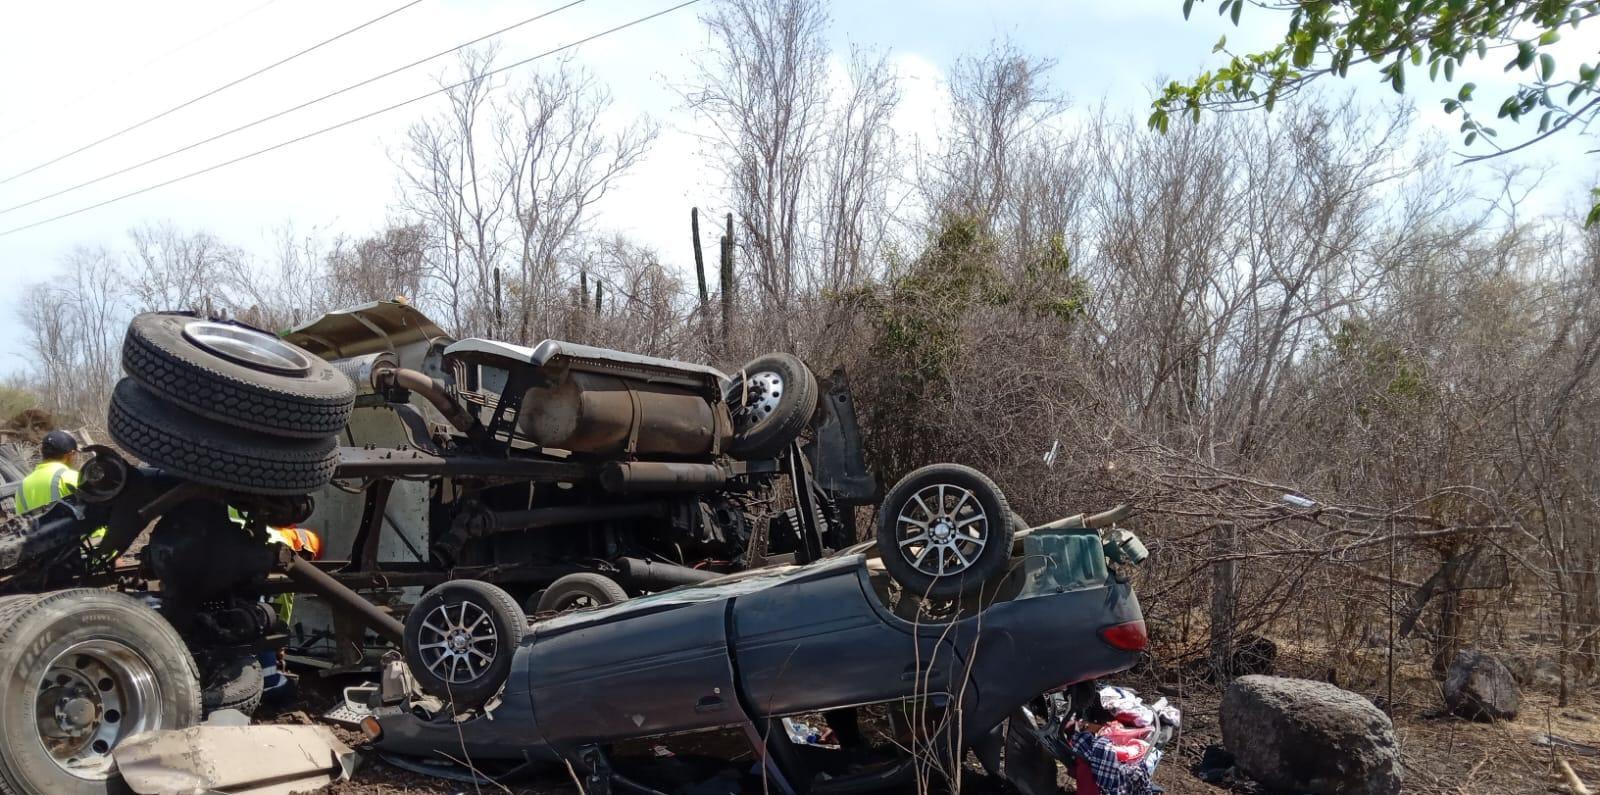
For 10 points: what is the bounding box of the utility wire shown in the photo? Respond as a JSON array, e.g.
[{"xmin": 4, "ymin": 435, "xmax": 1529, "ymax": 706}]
[
  {"xmin": 0, "ymin": 0, "xmax": 703, "ymax": 239},
  {"xmin": 0, "ymin": 0, "xmax": 425, "ymax": 186},
  {"xmin": 0, "ymin": 0, "xmax": 591, "ymax": 216},
  {"xmin": 0, "ymin": 0, "xmax": 285, "ymax": 144}
]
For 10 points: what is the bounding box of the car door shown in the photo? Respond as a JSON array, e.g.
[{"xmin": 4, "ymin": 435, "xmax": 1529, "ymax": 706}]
[
  {"xmin": 525, "ymin": 596, "xmax": 742, "ymax": 744},
  {"xmin": 731, "ymin": 560, "xmax": 964, "ymax": 718}
]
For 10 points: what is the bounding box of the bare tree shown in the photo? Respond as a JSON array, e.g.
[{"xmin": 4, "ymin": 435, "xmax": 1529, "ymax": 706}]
[
  {"xmin": 20, "ymin": 247, "xmax": 125, "ymax": 428},
  {"xmin": 126, "ymin": 222, "xmax": 243, "ymax": 315},
  {"xmin": 231, "ymin": 222, "xmax": 334, "ymax": 331},
  {"xmin": 925, "ymin": 40, "xmax": 1066, "ymax": 231},
  {"xmin": 687, "ymin": 0, "xmax": 830, "ymax": 305},
  {"xmin": 498, "ymin": 59, "xmax": 657, "ymax": 345},
  {"xmin": 396, "ymin": 48, "xmax": 513, "ymax": 337},
  {"xmin": 814, "ymin": 47, "xmax": 901, "ymax": 293},
  {"xmin": 324, "ymin": 222, "xmax": 429, "ymax": 310}
]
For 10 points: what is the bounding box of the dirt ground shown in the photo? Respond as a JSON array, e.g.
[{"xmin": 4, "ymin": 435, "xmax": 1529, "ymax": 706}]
[{"xmin": 286, "ymin": 661, "xmax": 1600, "ymax": 794}]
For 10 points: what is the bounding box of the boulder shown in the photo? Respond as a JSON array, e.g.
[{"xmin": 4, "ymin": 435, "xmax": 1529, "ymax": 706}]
[
  {"xmin": 1222, "ymin": 675, "xmax": 1401, "ymax": 795},
  {"xmin": 1443, "ymin": 648, "xmax": 1520, "ymax": 721}
]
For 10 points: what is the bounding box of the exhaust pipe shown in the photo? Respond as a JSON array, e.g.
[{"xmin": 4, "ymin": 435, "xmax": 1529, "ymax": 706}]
[
  {"xmin": 332, "ymin": 352, "xmax": 476, "ymax": 434},
  {"xmin": 614, "ymin": 557, "xmax": 718, "ymax": 590},
  {"xmin": 601, "ymin": 462, "xmax": 727, "ymax": 493}
]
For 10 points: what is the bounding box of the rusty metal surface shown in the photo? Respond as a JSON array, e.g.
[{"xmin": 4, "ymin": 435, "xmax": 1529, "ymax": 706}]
[
  {"xmin": 522, "ymin": 372, "xmax": 721, "ymax": 457},
  {"xmin": 333, "ymin": 446, "xmax": 589, "ymax": 481},
  {"xmin": 444, "ymin": 337, "xmax": 730, "ymax": 390},
  {"xmin": 283, "ymin": 300, "xmax": 451, "ymax": 365}
]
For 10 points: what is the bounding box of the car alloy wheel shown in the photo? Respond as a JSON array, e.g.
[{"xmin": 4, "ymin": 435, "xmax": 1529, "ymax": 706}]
[{"xmin": 893, "ymin": 483, "xmax": 990, "ymax": 578}]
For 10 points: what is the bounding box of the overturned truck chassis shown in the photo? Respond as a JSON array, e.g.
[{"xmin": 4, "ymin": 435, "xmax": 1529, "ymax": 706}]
[{"xmin": 0, "ymin": 316, "xmax": 873, "ymax": 679}]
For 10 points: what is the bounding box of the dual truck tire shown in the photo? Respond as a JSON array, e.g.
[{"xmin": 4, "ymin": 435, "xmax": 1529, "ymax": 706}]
[
  {"xmin": 2, "ymin": 315, "xmax": 360, "ymax": 794},
  {"xmin": 109, "ymin": 312, "xmax": 355, "ymax": 495}
]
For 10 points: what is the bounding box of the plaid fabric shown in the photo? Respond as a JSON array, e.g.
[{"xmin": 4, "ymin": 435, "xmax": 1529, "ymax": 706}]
[{"xmin": 1070, "ymin": 731, "xmax": 1156, "ymax": 795}]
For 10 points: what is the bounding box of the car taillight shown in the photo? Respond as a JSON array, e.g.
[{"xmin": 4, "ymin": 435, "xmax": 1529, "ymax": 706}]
[{"xmin": 1100, "ymin": 620, "xmax": 1148, "ymax": 651}]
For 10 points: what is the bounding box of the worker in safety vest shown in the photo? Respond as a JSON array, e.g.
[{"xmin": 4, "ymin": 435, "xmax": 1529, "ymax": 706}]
[
  {"xmin": 15, "ymin": 431, "xmax": 80, "ymax": 514},
  {"xmin": 226, "ymin": 506, "xmax": 321, "ymax": 705}
]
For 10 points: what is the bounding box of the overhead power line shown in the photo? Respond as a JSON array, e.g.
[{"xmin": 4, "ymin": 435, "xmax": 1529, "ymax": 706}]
[
  {"xmin": 0, "ymin": 0, "xmax": 284, "ymax": 144},
  {"xmin": 0, "ymin": 0, "xmax": 425, "ymax": 187},
  {"xmin": 0, "ymin": 0, "xmax": 592, "ymax": 216},
  {"xmin": 0, "ymin": 0, "xmax": 703, "ymax": 239}
]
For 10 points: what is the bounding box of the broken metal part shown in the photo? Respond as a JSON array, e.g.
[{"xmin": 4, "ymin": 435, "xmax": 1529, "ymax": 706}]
[
  {"xmin": 283, "ymin": 300, "xmax": 451, "ymax": 368},
  {"xmin": 806, "ymin": 370, "xmax": 877, "ymax": 504},
  {"xmin": 113, "ymin": 724, "xmax": 355, "ymax": 795}
]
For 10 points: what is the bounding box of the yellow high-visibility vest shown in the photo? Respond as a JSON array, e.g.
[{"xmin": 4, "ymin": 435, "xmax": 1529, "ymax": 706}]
[{"xmin": 15, "ymin": 461, "xmax": 77, "ymax": 514}]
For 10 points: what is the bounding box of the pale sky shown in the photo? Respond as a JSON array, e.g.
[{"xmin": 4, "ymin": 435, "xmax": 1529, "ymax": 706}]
[{"xmin": 0, "ymin": 0, "xmax": 1595, "ymax": 375}]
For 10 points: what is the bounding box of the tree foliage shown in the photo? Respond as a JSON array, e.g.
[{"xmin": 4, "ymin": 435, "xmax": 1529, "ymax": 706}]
[{"xmin": 1153, "ymin": 1, "xmax": 1600, "ymax": 220}]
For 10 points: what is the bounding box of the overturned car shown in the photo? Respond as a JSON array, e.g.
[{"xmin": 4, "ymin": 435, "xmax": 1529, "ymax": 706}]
[{"xmin": 369, "ymin": 494, "xmax": 1151, "ymax": 794}]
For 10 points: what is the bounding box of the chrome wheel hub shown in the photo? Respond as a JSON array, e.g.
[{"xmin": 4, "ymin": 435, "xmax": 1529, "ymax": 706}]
[
  {"xmin": 35, "ymin": 640, "xmax": 161, "ymax": 780},
  {"xmin": 731, "ymin": 371, "xmax": 784, "ymax": 430},
  {"xmin": 894, "ymin": 484, "xmax": 989, "ymax": 578},
  {"xmin": 415, "ymin": 602, "xmax": 498, "ymax": 684},
  {"xmin": 183, "ymin": 320, "xmax": 312, "ymax": 376}
]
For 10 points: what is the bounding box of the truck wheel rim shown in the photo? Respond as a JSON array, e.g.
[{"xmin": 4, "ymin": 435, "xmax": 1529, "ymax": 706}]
[
  {"xmin": 35, "ymin": 639, "xmax": 161, "ymax": 780},
  {"xmin": 183, "ymin": 320, "xmax": 313, "ymax": 376},
  {"xmin": 894, "ymin": 484, "xmax": 989, "ymax": 579},
  {"xmin": 416, "ymin": 602, "xmax": 498, "ymax": 685},
  {"xmin": 731, "ymin": 371, "xmax": 784, "ymax": 430}
]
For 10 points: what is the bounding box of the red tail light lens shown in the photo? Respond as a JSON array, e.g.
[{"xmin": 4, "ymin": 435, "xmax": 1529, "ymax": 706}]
[{"xmin": 1100, "ymin": 620, "xmax": 1148, "ymax": 651}]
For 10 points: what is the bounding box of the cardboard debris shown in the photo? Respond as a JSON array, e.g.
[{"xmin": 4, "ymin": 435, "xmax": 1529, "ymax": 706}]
[{"xmin": 113, "ymin": 724, "xmax": 355, "ymax": 795}]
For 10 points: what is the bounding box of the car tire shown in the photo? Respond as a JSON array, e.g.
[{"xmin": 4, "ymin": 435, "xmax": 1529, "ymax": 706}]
[
  {"xmin": 201, "ymin": 656, "xmax": 263, "ymax": 718},
  {"xmin": 725, "ymin": 353, "xmax": 818, "ymax": 459},
  {"xmin": 0, "ymin": 590, "xmax": 201, "ymax": 795},
  {"xmin": 123, "ymin": 312, "xmax": 355, "ymax": 439},
  {"xmin": 109, "ymin": 378, "xmax": 339, "ymax": 495},
  {"xmin": 534, "ymin": 572, "xmax": 629, "ymax": 614},
  {"xmin": 404, "ymin": 580, "xmax": 525, "ymax": 709},
  {"xmin": 875, "ymin": 464, "xmax": 1016, "ymax": 600}
]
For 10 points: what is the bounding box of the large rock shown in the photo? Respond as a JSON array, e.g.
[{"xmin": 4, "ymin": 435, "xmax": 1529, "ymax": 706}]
[
  {"xmin": 1443, "ymin": 648, "xmax": 1520, "ymax": 721},
  {"xmin": 1222, "ymin": 675, "xmax": 1401, "ymax": 795}
]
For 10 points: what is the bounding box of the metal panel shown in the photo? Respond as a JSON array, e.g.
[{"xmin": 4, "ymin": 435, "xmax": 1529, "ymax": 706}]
[
  {"xmin": 444, "ymin": 338, "xmax": 730, "ymax": 389},
  {"xmin": 283, "ymin": 301, "xmax": 451, "ymax": 371},
  {"xmin": 732, "ymin": 564, "xmax": 962, "ymax": 717},
  {"xmin": 526, "ymin": 598, "xmax": 741, "ymax": 743}
]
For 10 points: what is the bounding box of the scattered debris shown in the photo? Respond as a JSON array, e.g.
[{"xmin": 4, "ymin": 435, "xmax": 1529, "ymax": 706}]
[
  {"xmin": 1536, "ymin": 734, "xmax": 1600, "ymax": 757},
  {"xmin": 1193, "ymin": 744, "xmax": 1241, "ymax": 786},
  {"xmin": 1560, "ymin": 757, "xmax": 1593, "ymax": 795},
  {"xmin": 321, "ymin": 684, "xmax": 380, "ymax": 727},
  {"xmin": 113, "ymin": 724, "xmax": 355, "ymax": 795},
  {"xmin": 202, "ymin": 708, "xmax": 251, "ymax": 727},
  {"xmin": 1222, "ymin": 675, "xmax": 1401, "ymax": 795},
  {"xmin": 378, "ymin": 752, "xmax": 503, "ymax": 788},
  {"xmin": 1444, "ymin": 648, "xmax": 1520, "ymax": 721}
]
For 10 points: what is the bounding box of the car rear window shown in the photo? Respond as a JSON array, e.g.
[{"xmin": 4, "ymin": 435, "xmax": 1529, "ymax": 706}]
[{"xmin": 1020, "ymin": 528, "xmax": 1109, "ymax": 596}]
